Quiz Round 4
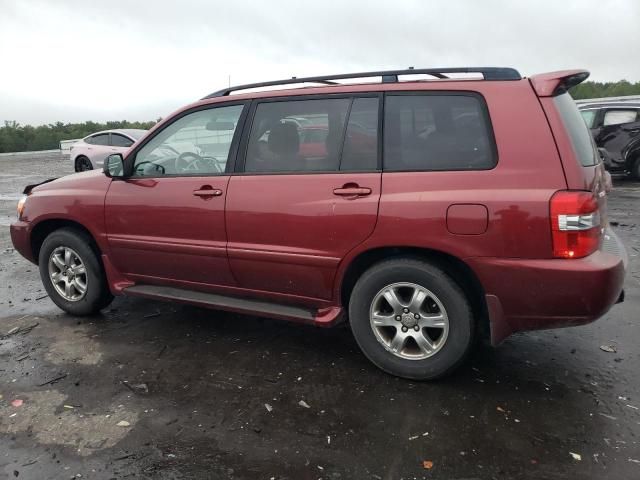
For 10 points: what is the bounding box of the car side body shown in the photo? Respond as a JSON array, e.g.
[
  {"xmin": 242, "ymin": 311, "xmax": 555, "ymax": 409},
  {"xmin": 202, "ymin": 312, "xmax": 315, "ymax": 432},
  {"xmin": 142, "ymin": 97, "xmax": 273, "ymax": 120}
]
[
  {"xmin": 10, "ymin": 67, "xmax": 627, "ymax": 378},
  {"xmin": 578, "ymin": 102, "xmax": 640, "ymax": 177},
  {"xmin": 70, "ymin": 129, "xmax": 147, "ymax": 172}
]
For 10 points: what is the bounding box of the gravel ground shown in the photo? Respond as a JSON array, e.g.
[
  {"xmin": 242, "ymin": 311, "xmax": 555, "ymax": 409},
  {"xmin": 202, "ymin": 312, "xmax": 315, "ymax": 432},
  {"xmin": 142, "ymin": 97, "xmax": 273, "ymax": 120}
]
[{"xmin": 0, "ymin": 152, "xmax": 639, "ymax": 479}]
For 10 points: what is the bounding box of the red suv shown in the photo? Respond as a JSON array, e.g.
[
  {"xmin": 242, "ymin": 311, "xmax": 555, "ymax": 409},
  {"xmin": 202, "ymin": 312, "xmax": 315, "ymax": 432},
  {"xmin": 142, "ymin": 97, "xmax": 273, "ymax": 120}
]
[{"xmin": 10, "ymin": 67, "xmax": 626, "ymax": 380}]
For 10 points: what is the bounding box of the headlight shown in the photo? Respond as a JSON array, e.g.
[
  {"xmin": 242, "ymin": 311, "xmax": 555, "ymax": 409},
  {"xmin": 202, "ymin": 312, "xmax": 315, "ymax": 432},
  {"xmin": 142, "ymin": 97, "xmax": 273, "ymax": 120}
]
[{"xmin": 17, "ymin": 195, "xmax": 28, "ymax": 219}]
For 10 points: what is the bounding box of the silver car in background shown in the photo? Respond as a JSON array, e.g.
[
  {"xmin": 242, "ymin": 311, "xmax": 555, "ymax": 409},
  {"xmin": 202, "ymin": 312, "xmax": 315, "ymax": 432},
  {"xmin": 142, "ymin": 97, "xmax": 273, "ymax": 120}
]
[{"xmin": 70, "ymin": 129, "xmax": 147, "ymax": 171}]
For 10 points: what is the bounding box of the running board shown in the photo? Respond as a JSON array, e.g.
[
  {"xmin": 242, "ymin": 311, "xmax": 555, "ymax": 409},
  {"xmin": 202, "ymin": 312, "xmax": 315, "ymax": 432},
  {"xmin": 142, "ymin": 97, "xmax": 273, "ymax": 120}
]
[{"xmin": 123, "ymin": 284, "xmax": 334, "ymax": 324}]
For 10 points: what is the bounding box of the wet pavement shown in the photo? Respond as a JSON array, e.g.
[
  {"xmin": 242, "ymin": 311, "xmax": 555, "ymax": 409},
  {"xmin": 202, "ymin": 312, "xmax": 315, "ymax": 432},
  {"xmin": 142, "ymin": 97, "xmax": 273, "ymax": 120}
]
[{"xmin": 1, "ymin": 152, "xmax": 639, "ymax": 479}]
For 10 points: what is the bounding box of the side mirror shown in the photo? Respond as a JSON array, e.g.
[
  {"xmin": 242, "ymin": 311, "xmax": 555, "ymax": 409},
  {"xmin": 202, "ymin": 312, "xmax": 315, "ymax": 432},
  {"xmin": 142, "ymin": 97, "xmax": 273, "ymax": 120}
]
[{"xmin": 104, "ymin": 153, "xmax": 125, "ymax": 178}]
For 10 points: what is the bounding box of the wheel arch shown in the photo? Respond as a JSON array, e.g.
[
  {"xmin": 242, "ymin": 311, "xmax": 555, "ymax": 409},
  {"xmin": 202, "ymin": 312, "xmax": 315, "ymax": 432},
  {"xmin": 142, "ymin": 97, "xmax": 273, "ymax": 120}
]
[
  {"xmin": 30, "ymin": 219, "xmax": 101, "ymax": 264},
  {"xmin": 338, "ymin": 246, "xmax": 490, "ymax": 339}
]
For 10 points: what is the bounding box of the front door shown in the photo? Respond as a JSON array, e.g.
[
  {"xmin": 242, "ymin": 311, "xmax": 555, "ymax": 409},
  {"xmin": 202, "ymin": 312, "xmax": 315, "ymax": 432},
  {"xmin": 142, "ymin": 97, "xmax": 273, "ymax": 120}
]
[
  {"xmin": 226, "ymin": 96, "xmax": 381, "ymax": 300},
  {"xmin": 105, "ymin": 103, "xmax": 246, "ymax": 289}
]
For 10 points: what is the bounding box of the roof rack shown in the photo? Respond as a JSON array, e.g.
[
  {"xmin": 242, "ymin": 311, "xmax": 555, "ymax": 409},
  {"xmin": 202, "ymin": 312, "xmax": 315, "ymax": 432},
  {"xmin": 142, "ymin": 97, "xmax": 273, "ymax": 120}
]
[{"xmin": 202, "ymin": 67, "xmax": 522, "ymax": 99}]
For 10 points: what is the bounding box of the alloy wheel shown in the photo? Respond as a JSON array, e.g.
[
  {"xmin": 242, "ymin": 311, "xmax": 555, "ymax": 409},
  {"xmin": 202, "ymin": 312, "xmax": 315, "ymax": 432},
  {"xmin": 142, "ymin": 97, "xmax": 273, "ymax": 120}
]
[
  {"xmin": 48, "ymin": 246, "xmax": 88, "ymax": 301},
  {"xmin": 369, "ymin": 282, "xmax": 449, "ymax": 360}
]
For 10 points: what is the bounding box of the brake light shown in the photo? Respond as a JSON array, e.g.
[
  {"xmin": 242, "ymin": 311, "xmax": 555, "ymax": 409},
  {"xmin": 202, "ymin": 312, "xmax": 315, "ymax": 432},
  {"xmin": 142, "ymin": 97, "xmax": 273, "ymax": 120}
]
[{"xmin": 550, "ymin": 191, "xmax": 601, "ymax": 258}]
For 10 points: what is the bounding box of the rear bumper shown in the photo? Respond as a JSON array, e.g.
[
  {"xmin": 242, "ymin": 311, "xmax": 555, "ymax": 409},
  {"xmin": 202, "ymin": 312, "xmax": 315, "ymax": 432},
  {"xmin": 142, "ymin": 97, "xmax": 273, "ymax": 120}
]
[
  {"xmin": 469, "ymin": 228, "xmax": 626, "ymax": 345},
  {"xmin": 10, "ymin": 220, "xmax": 36, "ymax": 263}
]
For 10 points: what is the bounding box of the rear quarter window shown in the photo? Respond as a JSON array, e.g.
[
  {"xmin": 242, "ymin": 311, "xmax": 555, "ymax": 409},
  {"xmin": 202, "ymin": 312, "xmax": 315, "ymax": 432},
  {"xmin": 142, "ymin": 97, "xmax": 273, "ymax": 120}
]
[
  {"xmin": 383, "ymin": 93, "xmax": 497, "ymax": 171},
  {"xmin": 554, "ymin": 93, "xmax": 597, "ymax": 167}
]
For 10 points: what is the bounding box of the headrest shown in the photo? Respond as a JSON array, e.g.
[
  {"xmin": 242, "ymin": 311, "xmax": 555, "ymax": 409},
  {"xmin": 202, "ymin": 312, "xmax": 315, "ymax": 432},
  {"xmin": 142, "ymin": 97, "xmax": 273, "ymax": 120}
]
[{"xmin": 268, "ymin": 122, "xmax": 299, "ymax": 156}]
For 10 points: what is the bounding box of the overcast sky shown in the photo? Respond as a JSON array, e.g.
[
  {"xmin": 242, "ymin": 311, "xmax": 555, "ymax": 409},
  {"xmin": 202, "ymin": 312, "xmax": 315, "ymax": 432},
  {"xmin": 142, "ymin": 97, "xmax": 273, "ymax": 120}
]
[{"xmin": 1, "ymin": 0, "xmax": 638, "ymax": 125}]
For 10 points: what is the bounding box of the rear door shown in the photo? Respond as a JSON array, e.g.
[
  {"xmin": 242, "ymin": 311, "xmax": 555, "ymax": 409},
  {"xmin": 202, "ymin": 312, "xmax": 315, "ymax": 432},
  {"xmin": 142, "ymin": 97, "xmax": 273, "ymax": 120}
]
[
  {"xmin": 86, "ymin": 133, "xmax": 112, "ymax": 168},
  {"xmin": 105, "ymin": 103, "xmax": 247, "ymax": 288},
  {"xmin": 225, "ymin": 95, "xmax": 381, "ymax": 300}
]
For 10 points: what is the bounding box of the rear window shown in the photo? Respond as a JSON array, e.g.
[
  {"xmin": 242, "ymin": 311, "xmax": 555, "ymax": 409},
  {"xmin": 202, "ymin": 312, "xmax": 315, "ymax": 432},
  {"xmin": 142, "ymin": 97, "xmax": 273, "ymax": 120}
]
[
  {"xmin": 383, "ymin": 93, "xmax": 496, "ymax": 171},
  {"xmin": 554, "ymin": 93, "xmax": 597, "ymax": 167}
]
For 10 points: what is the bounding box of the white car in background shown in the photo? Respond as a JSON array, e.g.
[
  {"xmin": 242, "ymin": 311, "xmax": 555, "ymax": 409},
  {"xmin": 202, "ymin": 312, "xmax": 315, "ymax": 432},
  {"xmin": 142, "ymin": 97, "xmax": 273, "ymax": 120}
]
[{"xmin": 70, "ymin": 129, "xmax": 147, "ymax": 172}]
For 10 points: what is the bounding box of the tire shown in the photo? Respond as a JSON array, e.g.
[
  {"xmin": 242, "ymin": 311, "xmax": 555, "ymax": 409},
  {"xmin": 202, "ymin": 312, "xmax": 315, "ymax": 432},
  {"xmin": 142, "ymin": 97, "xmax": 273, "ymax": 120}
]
[
  {"xmin": 349, "ymin": 257, "xmax": 474, "ymax": 380},
  {"xmin": 631, "ymin": 157, "xmax": 640, "ymax": 181},
  {"xmin": 75, "ymin": 156, "xmax": 93, "ymax": 172},
  {"xmin": 38, "ymin": 228, "xmax": 113, "ymax": 315}
]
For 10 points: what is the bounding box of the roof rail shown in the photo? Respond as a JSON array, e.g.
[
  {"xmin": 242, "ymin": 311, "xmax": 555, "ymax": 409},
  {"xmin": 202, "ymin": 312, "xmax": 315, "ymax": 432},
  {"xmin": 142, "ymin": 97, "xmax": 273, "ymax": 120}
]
[{"xmin": 202, "ymin": 67, "xmax": 522, "ymax": 99}]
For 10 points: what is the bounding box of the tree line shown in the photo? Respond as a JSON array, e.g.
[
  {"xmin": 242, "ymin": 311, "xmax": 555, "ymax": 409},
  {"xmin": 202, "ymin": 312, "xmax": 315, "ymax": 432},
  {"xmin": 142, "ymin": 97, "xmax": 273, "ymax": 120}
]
[
  {"xmin": 1, "ymin": 80, "xmax": 640, "ymax": 153},
  {"xmin": 569, "ymin": 80, "xmax": 640, "ymax": 99},
  {"xmin": 0, "ymin": 120, "xmax": 157, "ymax": 154}
]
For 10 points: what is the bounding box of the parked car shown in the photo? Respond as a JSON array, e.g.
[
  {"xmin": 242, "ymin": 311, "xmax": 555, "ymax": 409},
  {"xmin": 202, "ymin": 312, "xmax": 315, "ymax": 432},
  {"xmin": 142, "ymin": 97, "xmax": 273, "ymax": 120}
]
[
  {"xmin": 70, "ymin": 129, "xmax": 147, "ymax": 172},
  {"xmin": 578, "ymin": 102, "xmax": 640, "ymax": 177},
  {"xmin": 11, "ymin": 67, "xmax": 626, "ymax": 380}
]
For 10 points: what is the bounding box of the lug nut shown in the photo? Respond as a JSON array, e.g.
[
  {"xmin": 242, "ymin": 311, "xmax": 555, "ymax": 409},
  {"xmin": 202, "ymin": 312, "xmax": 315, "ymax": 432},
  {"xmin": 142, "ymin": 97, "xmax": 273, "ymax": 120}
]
[
  {"xmin": 401, "ymin": 326, "xmax": 408, "ymax": 333},
  {"xmin": 414, "ymin": 313, "xmax": 420, "ymax": 319},
  {"xmin": 395, "ymin": 315, "xmax": 401, "ymax": 321},
  {"xmin": 403, "ymin": 308, "xmax": 409, "ymax": 313},
  {"xmin": 414, "ymin": 325, "xmax": 420, "ymax": 332}
]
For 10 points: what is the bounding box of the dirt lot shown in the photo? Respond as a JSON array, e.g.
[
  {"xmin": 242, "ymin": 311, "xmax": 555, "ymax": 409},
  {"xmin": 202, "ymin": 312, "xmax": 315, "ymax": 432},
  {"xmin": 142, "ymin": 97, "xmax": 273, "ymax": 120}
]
[{"xmin": 1, "ymin": 152, "xmax": 639, "ymax": 479}]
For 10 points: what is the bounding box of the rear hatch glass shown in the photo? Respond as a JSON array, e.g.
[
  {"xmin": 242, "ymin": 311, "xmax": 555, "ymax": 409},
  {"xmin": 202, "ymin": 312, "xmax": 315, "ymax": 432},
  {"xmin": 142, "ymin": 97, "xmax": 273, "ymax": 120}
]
[{"xmin": 554, "ymin": 93, "xmax": 598, "ymax": 167}]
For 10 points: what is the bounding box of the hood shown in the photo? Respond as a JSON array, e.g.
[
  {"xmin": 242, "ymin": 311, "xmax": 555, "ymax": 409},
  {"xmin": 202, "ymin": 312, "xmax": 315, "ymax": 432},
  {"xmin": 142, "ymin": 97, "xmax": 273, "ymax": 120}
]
[{"xmin": 27, "ymin": 169, "xmax": 109, "ymax": 195}]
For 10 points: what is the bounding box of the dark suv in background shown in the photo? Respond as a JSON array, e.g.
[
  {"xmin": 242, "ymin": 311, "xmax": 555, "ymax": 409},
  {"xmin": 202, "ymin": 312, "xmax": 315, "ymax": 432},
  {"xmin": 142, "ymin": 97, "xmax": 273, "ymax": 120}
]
[
  {"xmin": 11, "ymin": 67, "xmax": 626, "ymax": 380},
  {"xmin": 579, "ymin": 101, "xmax": 640, "ymax": 177}
]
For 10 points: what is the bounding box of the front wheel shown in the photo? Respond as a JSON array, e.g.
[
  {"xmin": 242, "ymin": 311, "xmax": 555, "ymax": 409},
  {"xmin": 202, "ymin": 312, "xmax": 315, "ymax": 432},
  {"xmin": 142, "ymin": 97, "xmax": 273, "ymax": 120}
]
[
  {"xmin": 349, "ymin": 258, "xmax": 474, "ymax": 380},
  {"xmin": 38, "ymin": 228, "xmax": 113, "ymax": 315}
]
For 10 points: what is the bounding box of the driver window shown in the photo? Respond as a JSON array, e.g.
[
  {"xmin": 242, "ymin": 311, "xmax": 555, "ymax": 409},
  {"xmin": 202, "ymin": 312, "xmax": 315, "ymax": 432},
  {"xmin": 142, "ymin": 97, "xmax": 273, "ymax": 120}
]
[{"xmin": 133, "ymin": 104, "xmax": 244, "ymax": 176}]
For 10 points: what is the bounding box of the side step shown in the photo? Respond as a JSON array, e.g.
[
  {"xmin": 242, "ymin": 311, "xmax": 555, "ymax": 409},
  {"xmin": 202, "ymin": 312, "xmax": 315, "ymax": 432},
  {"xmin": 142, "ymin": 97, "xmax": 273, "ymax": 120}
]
[{"xmin": 123, "ymin": 284, "xmax": 316, "ymax": 323}]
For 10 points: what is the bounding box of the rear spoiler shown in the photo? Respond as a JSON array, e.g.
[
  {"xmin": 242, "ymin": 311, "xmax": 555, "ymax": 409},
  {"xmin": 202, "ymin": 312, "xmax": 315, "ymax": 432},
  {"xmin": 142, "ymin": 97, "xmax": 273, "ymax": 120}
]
[
  {"xmin": 529, "ymin": 70, "xmax": 590, "ymax": 97},
  {"xmin": 23, "ymin": 178, "xmax": 57, "ymax": 195}
]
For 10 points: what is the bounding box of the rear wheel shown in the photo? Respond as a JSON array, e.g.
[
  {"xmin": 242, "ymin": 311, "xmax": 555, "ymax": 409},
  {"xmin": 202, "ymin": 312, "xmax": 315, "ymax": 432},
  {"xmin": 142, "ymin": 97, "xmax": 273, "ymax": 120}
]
[
  {"xmin": 75, "ymin": 156, "xmax": 93, "ymax": 172},
  {"xmin": 349, "ymin": 258, "xmax": 474, "ymax": 380},
  {"xmin": 631, "ymin": 157, "xmax": 640, "ymax": 181},
  {"xmin": 38, "ymin": 228, "xmax": 113, "ymax": 315}
]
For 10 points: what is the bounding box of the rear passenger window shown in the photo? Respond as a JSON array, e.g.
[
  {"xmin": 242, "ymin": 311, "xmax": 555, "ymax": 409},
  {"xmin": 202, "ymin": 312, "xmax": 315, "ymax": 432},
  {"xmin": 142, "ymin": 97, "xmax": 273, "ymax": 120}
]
[
  {"xmin": 245, "ymin": 98, "xmax": 350, "ymax": 173},
  {"xmin": 384, "ymin": 94, "xmax": 496, "ymax": 171},
  {"xmin": 340, "ymin": 97, "xmax": 379, "ymax": 171},
  {"xmin": 88, "ymin": 134, "xmax": 110, "ymax": 146}
]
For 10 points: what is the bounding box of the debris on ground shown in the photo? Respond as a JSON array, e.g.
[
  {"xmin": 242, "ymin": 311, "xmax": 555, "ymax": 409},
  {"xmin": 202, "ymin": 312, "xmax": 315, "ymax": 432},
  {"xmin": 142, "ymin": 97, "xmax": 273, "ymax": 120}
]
[
  {"xmin": 2, "ymin": 322, "xmax": 39, "ymax": 339},
  {"xmin": 629, "ymin": 458, "xmax": 640, "ymax": 464},
  {"xmin": 264, "ymin": 403, "xmax": 273, "ymax": 413},
  {"xmin": 123, "ymin": 381, "xmax": 149, "ymax": 394},
  {"xmin": 38, "ymin": 373, "xmax": 68, "ymax": 387},
  {"xmin": 298, "ymin": 400, "xmax": 310, "ymax": 409},
  {"xmin": 11, "ymin": 399, "xmax": 23, "ymax": 407},
  {"xmin": 497, "ymin": 406, "xmax": 506, "ymax": 413},
  {"xmin": 600, "ymin": 345, "xmax": 617, "ymax": 353},
  {"xmin": 422, "ymin": 460, "xmax": 434, "ymax": 469},
  {"xmin": 598, "ymin": 413, "xmax": 617, "ymax": 420},
  {"xmin": 569, "ymin": 452, "xmax": 582, "ymax": 461},
  {"xmin": 117, "ymin": 420, "xmax": 131, "ymax": 427}
]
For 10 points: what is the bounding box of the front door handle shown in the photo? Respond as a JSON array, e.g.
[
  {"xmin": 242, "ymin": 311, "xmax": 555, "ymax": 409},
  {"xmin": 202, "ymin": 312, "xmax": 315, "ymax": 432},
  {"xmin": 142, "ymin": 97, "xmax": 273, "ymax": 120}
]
[
  {"xmin": 193, "ymin": 186, "xmax": 223, "ymax": 198},
  {"xmin": 333, "ymin": 184, "xmax": 372, "ymax": 197}
]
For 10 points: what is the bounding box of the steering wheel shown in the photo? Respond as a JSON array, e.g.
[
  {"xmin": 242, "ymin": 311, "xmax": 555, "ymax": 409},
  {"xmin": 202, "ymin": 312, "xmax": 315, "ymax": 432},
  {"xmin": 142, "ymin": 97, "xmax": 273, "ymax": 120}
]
[{"xmin": 175, "ymin": 152, "xmax": 223, "ymax": 173}]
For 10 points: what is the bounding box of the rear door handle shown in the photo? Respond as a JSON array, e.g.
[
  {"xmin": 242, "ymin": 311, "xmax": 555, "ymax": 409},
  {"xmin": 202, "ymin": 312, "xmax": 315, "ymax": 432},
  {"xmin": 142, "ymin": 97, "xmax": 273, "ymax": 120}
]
[
  {"xmin": 333, "ymin": 185, "xmax": 372, "ymax": 197},
  {"xmin": 193, "ymin": 186, "xmax": 223, "ymax": 198}
]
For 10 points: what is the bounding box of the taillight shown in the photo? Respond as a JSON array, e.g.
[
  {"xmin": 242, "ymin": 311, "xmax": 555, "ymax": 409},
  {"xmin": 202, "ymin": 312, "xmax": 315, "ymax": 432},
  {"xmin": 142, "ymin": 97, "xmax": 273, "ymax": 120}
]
[{"xmin": 550, "ymin": 191, "xmax": 601, "ymax": 258}]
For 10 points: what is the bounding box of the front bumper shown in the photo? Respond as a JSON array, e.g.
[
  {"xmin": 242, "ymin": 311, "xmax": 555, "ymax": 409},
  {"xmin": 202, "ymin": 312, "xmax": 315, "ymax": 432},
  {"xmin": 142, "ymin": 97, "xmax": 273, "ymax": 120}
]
[
  {"xmin": 10, "ymin": 220, "xmax": 36, "ymax": 263},
  {"xmin": 469, "ymin": 227, "xmax": 626, "ymax": 344}
]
